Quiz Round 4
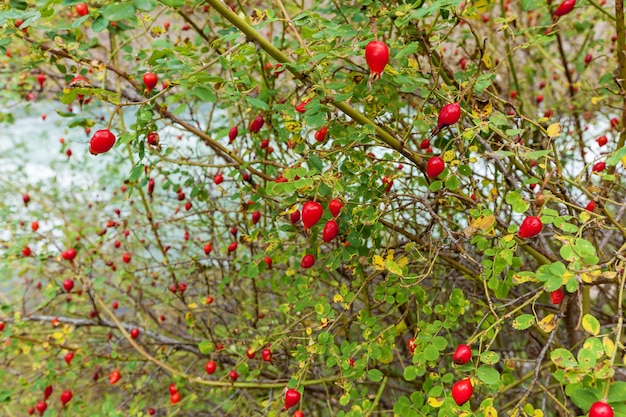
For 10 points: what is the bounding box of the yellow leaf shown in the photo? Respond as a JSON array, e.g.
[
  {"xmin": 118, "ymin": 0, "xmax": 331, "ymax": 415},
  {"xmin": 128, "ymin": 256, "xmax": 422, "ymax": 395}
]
[
  {"xmin": 333, "ymin": 294, "xmax": 344, "ymax": 303},
  {"xmin": 408, "ymin": 58, "xmax": 419, "ymax": 70},
  {"xmin": 472, "ymin": 99, "xmax": 492, "ymax": 119},
  {"xmin": 188, "ymin": 303, "xmax": 198, "ymax": 310},
  {"xmin": 372, "ymin": 255, "xmax": 385, "ymax": 271},
  {"xmin": 443, "ymin": 150, "xmax": 456, "ymax": 163},
  {"xmin": 485, "ymin": 405, "xmax": 498, "ymax": 417},
  {"xmin": 582, "ymin": 314, "xmax": 600, "ymax": 336},
  {"xmin": 464, "ymin": 215, "xmax": 496, "ymax": 238},
  {"xmin": 52, "ymin": 332, "xmax": 64, "ymax": 340},
  {"xmin": 591, "ymin": 96, "xmax": 604, "ymax": 105},
  {"xmin": 547, "ymin": 123, "xmax": 561, "ymax": 138},
  {"xmin": 305, "ymin": 327, "xmax": 312, "ymax": 335},
  {"xmin": 490, "ymin": 188, "xmax": 499, "ymax": 201},
  {"xmin": 621, "ymin": 155, "xmax": 626, "ymax": 167},
  {"xmin": 427, "ymin": 396, "xmax": 444, "ymax": 408},
  {"xmin": 538, "ymin": 314, "xmax": 556, "ymax": 333},
  {"xmin": 482, "ymin": 53, "xmax": 492, "ymax": 69},
  {"xmin": 534, "ymin": 410, "xmax": 545, "ymax": 417},
  {"xmin": 603, "ymin": 336, "xmax": 615, "ymax": 357},
  {"xmin": 386, "ymin": 250, "xmax": 395, "ymax": 261},
  {"xmin": 580, "ymin": 211, "xmax": 591, "ymax": 223},
  {"xmin": 397, "ymin": 256, "xmax": 409, "ymax": 268},
  {"xmin": 602, "ymin": 271, "xmax": 618, "ymax": 279}
]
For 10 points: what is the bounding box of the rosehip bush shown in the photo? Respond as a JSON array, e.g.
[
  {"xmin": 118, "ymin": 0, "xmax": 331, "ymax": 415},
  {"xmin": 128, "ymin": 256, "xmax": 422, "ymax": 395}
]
[{"xmin": 0, "ymin": 1, "xmax": 625, "ymax": 416}]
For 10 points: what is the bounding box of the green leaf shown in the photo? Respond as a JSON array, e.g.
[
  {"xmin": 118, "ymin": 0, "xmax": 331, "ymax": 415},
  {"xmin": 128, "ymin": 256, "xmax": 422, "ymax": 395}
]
[
  {"xmin": 608, "ymin": 382, "xmax": 626, "ymax": 403},
  {"xmin": 192, "ymin": 86, "xmax": 217, "ymax": 103},
  {"xmin": 129, "ymin": 164, "xmax": 144, "ymax": 182},
  {"xmin": 445, "ymin": 176, "xmax": 460, "ymax": 191},
  {"xmin": 246, "ymin": 96, "xmax": 269, "ymax": 110},
  {"xmin": 404, "ymin": 365, "xmax": 418, "ymax": 381},
  {"xmin": 429, "ymin": 180, "xmax": 442, "ymax": 192},
  {"xmin": 101, "ymin": 3, "xmax": 136, "ymax": 21},
  {"xmin": 582, "ymin": 314, "xmax": 600, "ymax": 336},
  {"xmin": 134, "ymin": 0, "xmax": 156, "ymax": 11},
  {"xmin": 550, "ymin": 348, "xmax": 578, "ymax": 368},
  {"xmin": 367, "ymin": 369, "xmax": 383, "ymax": 382},
  {"xmin": 198, "ymin": 340, "xmax": 214, "ymax": 354},
  {"xmin": 476, "ymin": 366, "xmax": 500, "ymax": 385},
  {"xmin": 512, "ymin": 314, "xmax": 535, "ymax": 330},
  {"xmin": 566, "ymin": 389, "xmax": 597, "ymax": 411},
  {"xmin": 480, "ymin": 351, "xmax": 500, "ymax": 365},
  {"xmin": 91, "ymin": 16, "xmax": 109, "ymax": 33},
  {"xmin": 159, "ymin": 0, "xmax": 185, "ymax": 6},
  {"xmin": 577, "ymin": 347, "xmax": 597, "ymax": 370}
]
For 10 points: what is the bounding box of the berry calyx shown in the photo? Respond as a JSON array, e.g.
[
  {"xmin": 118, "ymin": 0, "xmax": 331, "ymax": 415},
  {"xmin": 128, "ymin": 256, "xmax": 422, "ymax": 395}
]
[{"xmin": 518, "ymin": 216, "xmax": 543, "ymax": 239}]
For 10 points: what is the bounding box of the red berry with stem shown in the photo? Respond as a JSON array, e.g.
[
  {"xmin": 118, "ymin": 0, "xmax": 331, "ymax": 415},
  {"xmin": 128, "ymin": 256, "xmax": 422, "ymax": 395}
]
[
  {"xmin": 246, "ymin": 348, "xmax": 256, "ymax": 359},
  {"xmin": 290, "ymin": 210, "xmax": 301, "ymax": 224},
  {"xmin": 43, "ymin": 386, "xmax": 53, "ymax": 401},
  {"xmin": 122, "ymin": 252, "xmax": 131, "ymax": 263},
  {"xmin": 550, "ymin": 288, "xmax": 564, "ymax": 304},
  {"xmin": 301, "ymin": 254, "xmax": 315, "ymax": 269},
  {"xmin": 110, "ymin": 369, "xmax": 121, "ymax": 384},
  {"xmin": 451, "ymin": 378, "xmax": 473, "ymax": 406},
  {"xmin": 64, "ymin": 351, "xmax": 74, "ymax": 365},
  {"xmin": 143, "ymin": 72, "xmax": 158, "ymax": 92},
  {"xmin": 205, "ymin": 360, "xmax": 217, "ymax": 374},
  {"xmin": 592, "ymin": 161, "xmax": 606, "ymax": 173},
  {"xmin": 227, "ymin": 242, "xmax": 238, "ymax": 253},
  {"xmin": 589, "ymin": 401, "xmax": 614, "ymax": 417},
  {"xmin": 249, "ymin": 115, "xmax": 264, "ymax": 133},
  {"xmin": 130, "ymin": 328, "xmax": 139, "ymax": 339},
  {"xmin": 75, "ymin": 3, "xmax": 88, "ymax": 16},
  {"xmin": 62, "ymin": 279, "xmax": 74, "ymax": 293},
  {"xmin": 203, "ymin": 243, "xmax": 212, "ymax": 255},
  {"xmin": 285, "ymin": 388, "xmax": 301, "ymax": 410},
  {"xmin": 229, "ymin": 370, "xmax": 238, "ymax": 381},
  {"xmin": 452, "ymin": 344, "xmax": 472, "ymax": 365},
  {"xmin": 23, "ymin": 193, "xmax": 30, "ymax": 205},
  {"xmin": 426, "ymin": 156, "xmax": 445, "ymax": 178},
  {"xmin": 407, "ymin": 338, "xmax": 416, "ymax": 354},
  {"xmin": 596, "ymin": 135, "xmax": 608, "ymax": 146},
  {"xmin": 214, "ymin": 172, "xmax": 224, "ymax": 185},
  {"xmin": 315, "ymin": 126, "xmax": 328, "ymax": 142},
  {"xmin": 586, "ymin": 201, "xmax": 596, "ymax": 212},
  {"xmin": 365, "ymin": 41, "xmax": 389, "ymax": 76},
  {"xmin": 263, "ymin": 257, "xmax": 272, "ymax": 268},
  {"xmin": 228, "ymin": 125, "xmax": 238, "ymax": 143},
  {"xmin": 89, "ymin": 129, "xmax": 116, "ymax": 155},
  {"xmin": 62, "ymin": 248, "xmax": 77, "ymax": 261},
  {"xmin": 518, "ymin": 216, "xmax": 543, "ymax": 238},
  {"xmin": 262, "ymin": 348, "xmax": 271, "ymax": 362},
  {"xmin": 437, "ymin": 103, "xmax": 461, "ymax": 129},
  {"xmin": 301, "ymin": 201, "xmax": 323, "ymax": 228},
  {"xmin": 328, "ymin": 199, "xmax": 343, "ymax": 217},
  {"xmin": 295, "ymin": 99, "xmax": 310, "ymax": 114},
  {"xmin": 322, "ymin": 220, "xmax": 339, "ymax": 242},
  {"xmin": 36, "ymin": 401, "xmax": 47, "ymax": 416},
  {"xmin": 37, "ymin": 73, "xmax": 46, "ymax": 88},
  {"xmin": 554, "ymin": 0, "xmax": 576, "ymax": 17},
  {"xmin": 60, "ymin": 390, "xmax": 72, "ymax": 406}
]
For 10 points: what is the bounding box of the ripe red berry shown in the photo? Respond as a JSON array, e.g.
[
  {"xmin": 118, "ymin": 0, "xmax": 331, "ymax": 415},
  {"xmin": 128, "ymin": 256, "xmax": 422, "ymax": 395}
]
[
  {"xmin": 290, "ymin": 210, "xmax": 301, "ymax": 224},
  {"xmin": 143, "ymin": 72, "xmax": 158, "ymax": 92},
  {"xmin": 315, "ymin": 126, "xmax": 329, "ymax": 142},
  {"xmin": 122, "ymin": 252, "xmax": 131, "ymax": 263},
  {"xmin": 295, "ymin": 99, "xmax": 310, "ymax": 114},
  {"xmin": 204, "ymin": 243, "xmax": 212, "ymax": 255},
  {"xmin": 437, "ymin": 103, "xmax": 461, "ymax": 129},
  {"xmin": 75, "ymin": 3, "xmax": 89, "ymax": 16},
  {"xmin": 22, "ymin": 246, "xmax": 32, "ymax": 257},
  {"xmin": 23, "ymin": 193, "xmax": 30, "ymax": 205},
  {"xmin": 246, "ymin": 348, "xmax": 256, "ymax": 359},
  {"xmin": 584, "ymin": 53, "xmax": 592, "ymax": 65},
  {"xmin": 322, "ymin": 220, "xmax": 339, "ymax": 242},
  {"xmin": 407, "ymin": 338, "xmax": 416, "ymax": 354},
  {"xmin": 554, "ymin": 0, "xmax": 576, "ymax": 17},
  {"xmin": 64, "ymin": 351, "xmax": 74, "ymax": 365},
  {"xmin": 205, "ymin": 360, "xmax": 217, "ymax": 374},
  {"xmin": 262, "ymin": 348, "xmax": 271, "ymax": 362},
  {"xmin": 365, "ymin": 41, "xmax": 389, "ymax": 76},
  {"xmin": 229, "ymin": 370, "xmax": 238, "ymax": 381},
  {"xmin": 301, "ymin": 254, "xmax": 315, "ymax": 269},
  {"xmin": 227, "ymin": 126, "xmax": 238, "ymax": 143},
  {"xmin": 426, "ymin": 156, "xmax": 445, "ymax": 178},
  {"xmin": 284, "ymin": 388, "xmax": 301, "ymax": 410},
  {"xmin": 62, "ymin": 279, "xmax": 74, "ymax": 293},
  {"xmin": 550, "ymin": 288, "xmax": 564, "ymax": 304},
  {"xmin": 112, "ymin": 301, "xmax": 119, "ymax": 309},
  {"xmin": 328, "ymin": 199, "xmax": 343, "ymax": 217},
  {"xmin": 451, "ymin": 378, "xmax": 473, "ymax": 406},
  {"xmin": 302, "ymin": 201, "xmax": 323, "ymax": 228},
  {"xmin": 263, "ymin": 257, "xmax": 272, "ymax": 268},
  {"xmin": 44, "ymin": 386, "xmax": 53, "ymax": 401},
  {"xmin": 227, "ymin": 242, "xmax": 238, "ymax": 253},
  {"xmin": 592, "ymin": 162, "xmax": 606, "ymax": 173},
  {"xmin": 586, "ymin": 201, "xmax": 596, "ymax": 212},
  {"xmin": 518, "ymin": 216, "xmax": 543, "ymax": 238},
  {"xmin": 60, "ymin": 390, "xmax": 73, "ymax": 406},
  {"xmin": 252, "ymin": 210, "xmax": 261, "ymax": 224},
  {"xmin": 169, "ymin": 383, "xmax": 178, "ymax": 395},
  {"xmin": 293, "ymin": 411, "xmax": 304, "ymax": 417},
  {"xmin": 62, "ymin": 248, "xmax": 77, "ymax": 261},
  {"xmin": 536, "ymin": 95, "xmax": 544, "ymax": 103},
  {"xmin": 214, "ymin": 172, "xmax": 224, "ymax": 185},
  {"xmin": 89, "ymin": 129, "xmax": 116, "ymax": 155},
  {"xmin": 37, "ymin": 73, "xmax": 46, "ymax": 88},
  {"xmin": 589, "ymin": 402, "xmax": 614, "ymax": 417},
  {"xmin": 148, "ymin": 408, "xmax": 155, "ymax": 415},
  {"xmin": 420, "ymin": 139, "xmax": 431, "ymax": 150},
  {"xmin": 147, "ymin": 132, "xmax": 159, "ymax": 146},
  {"xmin": 249, "ymin": 115, "xmax": 264, "ymax": 133},
  {"xmin": 110, "ymin": 369, "xmax": 121, "ymax": 384},
  {"xmin": 170, "ymin": 391, "xmax": 181, "ymax": 405},
  {"xmin": 130, "ymin": 328, "xmax": 140, "ymax": 339},
  {"xmin": 31, "ymin": 221, "xmax": 39, "ymax": 231},
  {"xmin": 36, "ymin": 401, "xmax": 47, "ymax": 416},
  {"xmin": 452, "ymin": 344, "xmax": 472, "ymax": 365},
  {"xmin": 596, "ymin": 135, "xmax": 608, "ymax": 146}
]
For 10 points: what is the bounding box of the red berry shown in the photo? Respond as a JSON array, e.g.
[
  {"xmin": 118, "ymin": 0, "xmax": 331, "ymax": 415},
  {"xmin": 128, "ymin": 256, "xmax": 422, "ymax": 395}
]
[
  {"xmin": 315, "ymin": 126, "xmax": 329, "ymax": 142},
  {"xmin": 147, "ymin": 132, "xmax": 159, "ymax": 146},
  {"xmin": 62, "ymin": 279, "xmax": 74, "ymax": 293},
  {"xmin": 110, "ymin": 369, "xmax": 121, "ymax": 384},
  {"xmin": 420, "ymin": 139, "xmax": 430, "ymax": 150},
  {"xmin": 249, "ymin": 115, "xmax": 264, "ymax": 133},
  {"xmin": 23, "ymin": 193, "xmax": 30, "ymax": 205},
  {"xmin": 89, "ymin": 129, "xmax": 116, "ymax": 155},
  {"xmin": 586, "ymin": 201, "xmax": 596, "ymax": 212},
  {"xmin": 518, "ymin": 216, "xmax": 543, "ymax": 238},
  {"xmin": 407, "ymin": 338, "xmax": 416, "ymax": 354},
  {"xmin": 437, "ymin": 103, "xmax": 461, "ymax": 129},
  {"xmin": 204, "ymin": 243, "xmax": 212, "ymax": 255},
  {"xmin": 451, "ymin": 378, "xmax": 473, "ymax": 406},
  {"xmin": 584, "ymin": 53, "xmax": 592, "ymax": 65},
  {"xmin": 227, "ymin": 242, "xmax": 238, "ymax": 253},
  {"xmin": 60, "ymin": 390, "xmax": 73, "ymax": 406},
  {"xmin": 228, "ymin": 125, "xmax": 238, "ymax": 143},
  {"xmin": 592, "ymin": 162, "xmax": 606, "ymax": 173},
  {"xmin": 263, "ymin": 257, "xmax": 272, "ymax": 268},
  {"xmin": 302, "ymin": 201, "xmax": 323, "ymax": 228},
  {"xmin": 554, "ymin": 0, "xmax": 576, "ymax": 17},
  {"xmin": 260, "ymin": 139, "xmax": 269, "ymax": 149},
  {"xmin": 31, "ymin": 221, "xmax": 39, "ymax": 231},
  {"xmin": 112, "ymin": 301, "xmax": 119, "ymax": 309},
  {"xmin": 452, "ymin": 344, "xmax": 472, "ymax": 365},
  {"xmin": 62, "ymin": 248, "xmax": 77, "ymax": 261},
  {"xmin": 64, "ymin": 351, "xmax": 74, "ymax": 365},
  {"xmin": 229, "ymin": 370, "xmax": 238, "ymax": 381},
  {"xmin": 610, "ymin": 117, "xmax": 619, "ymax": 129},
  {"xmin": 295, "ymin": 99, "xmax": 310, "ymax": 114},
  {"xmin": 589, "ymin": 402, "xmax": 614, "ymax": 417},
  {"xmin": 143, "ymin": 72, "xmax": 158, "ymax": 92},
  {"xmin": 290, "ymin": 210, "xmax": 301, "ymax": 224},
  {"xmin": 365, "ymin": 41, "xmax": 389, "ymax": 76},
  {"xmin": 246, "ymin": 348, "xmax": 256, "ymax": 359},
  {"xmin": 148, "ymin": 409, "xmax": 155, "ymax": 415},
  {"xmin": 596, "ymin": 135, "xmax": 608, "ymax": 146},
  {"xmin": 536, "ymin": 95, "xmax": 544, "ymax": 103},
  {"xmin": 169, "ymin": 383, "xmax": 178, "ymax": 395},
  {"xmin": 294, "ymin": 411, "xmax": 304, "ymax": 417},
  {"xmin": 328, "ymin": 199, "xmax": 343, "ymax": 217},
  {"xmin": 301, "ymin": 254, "xmax": 315, "ymax": 269},
  {"xmin": 205, "ymin": 360, "xmax": 217, "ymax": 374},
  {"xmin": 550, "ymin": 288, "xmax": 564, "ymax": 304},
  {"xmin": 262, "ymin": 348, "xmax": 271, "ymax": 362},
  {"xmin": 75, "ymin": 3, "xmax": 88, "ymax": 16},
  {"xmin": 130, "ymin": 328, "xmax": 139, "ymax": 339},
  {"xmin": 36, "ymin": 401, "xmax": 47, "ymax": 416},
  {"xmin": 426, "ymin": 156, "xmax": 445, "ymax": 178},
  {"xmin": 322, "ymin": 220, "xmax": 339, "ymax": 242},
  {"xmin": 170, "ymin": 391, "xmax": 181, "ymax": 404},
  {"xmin": 37, "ymin": 73, "xmax": 46, "ymax": 88},
  {"xmin": 122, "ymin": 252, "xmax": 131, "ymax": 263},
  {"xmin": 284, "ymin": 388, "xmax": 301, "ymax": 410},
  {"xmin": 22, "ymin": 246, "xmax": 32, "ymax": 257},
  {"xmin": 214, "ymin": 172, "xmax": 224, "ymax": 185},
  {"xmin": 44, "ymin": 386, "xmax": 53, "ymax": 401},
  {"xmin": 28, "ymin": 406, "xmax": 34, "ymax": 415}
]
